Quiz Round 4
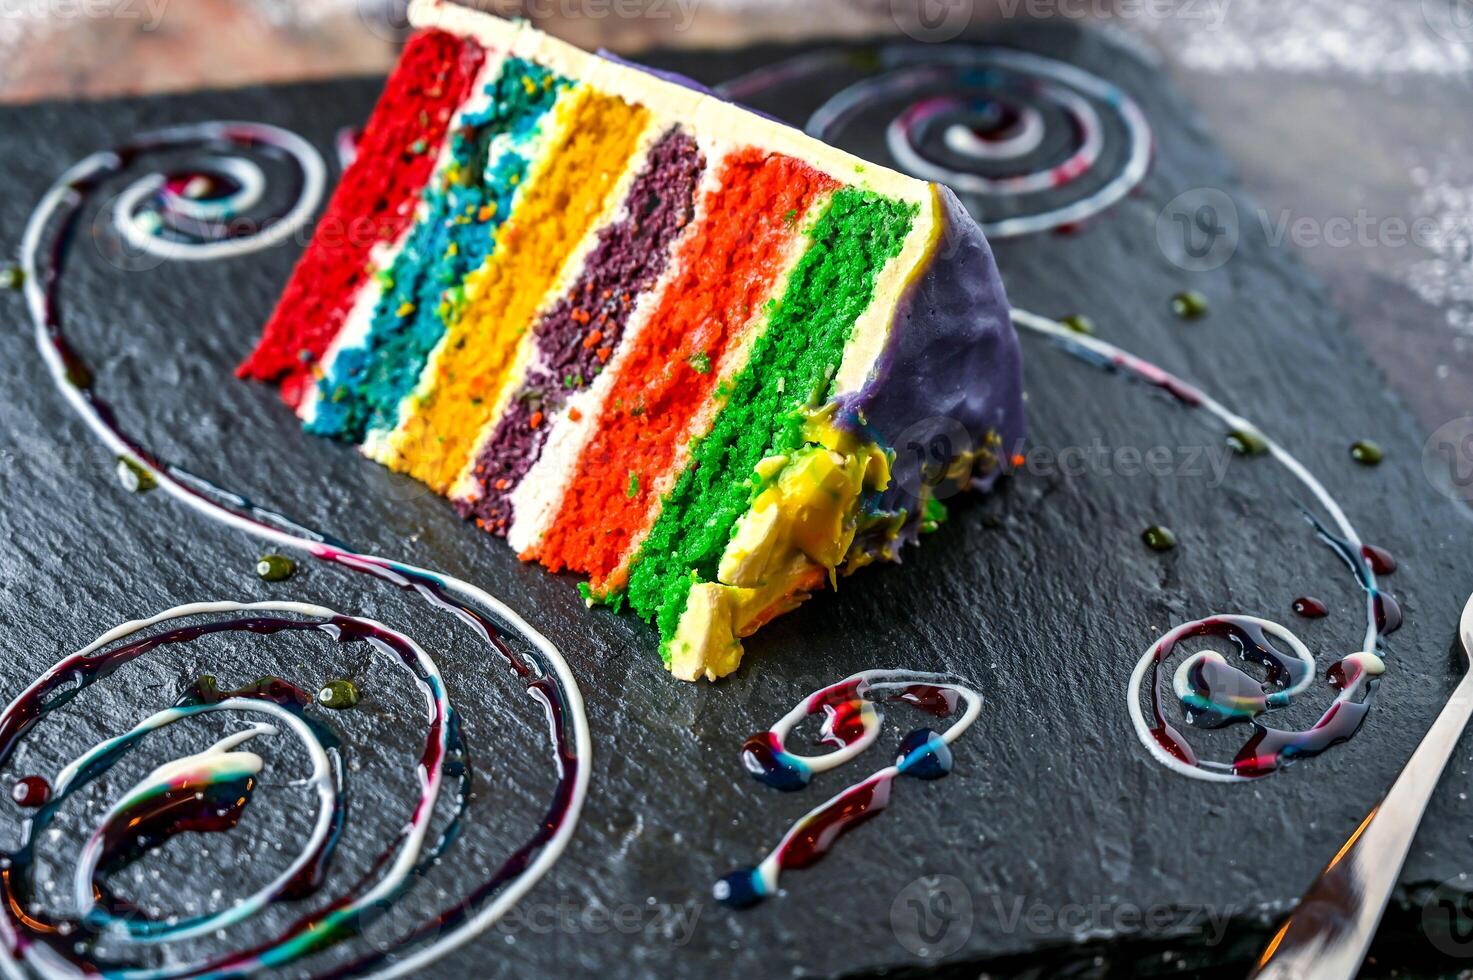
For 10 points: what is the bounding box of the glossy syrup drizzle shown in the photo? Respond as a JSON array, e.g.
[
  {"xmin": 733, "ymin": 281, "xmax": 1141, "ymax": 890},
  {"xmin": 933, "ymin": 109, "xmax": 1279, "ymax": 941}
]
[
  {"xmin": 714, "ymin": 671, "xmax": 981, "ymax": 908},
  {"xmin": 12, "ymin": 122, "xmax": 591, "ymax": 978},
  {"xmin": 1011, "ymin": 309, "xmax": 1398, "ymax": 782}
]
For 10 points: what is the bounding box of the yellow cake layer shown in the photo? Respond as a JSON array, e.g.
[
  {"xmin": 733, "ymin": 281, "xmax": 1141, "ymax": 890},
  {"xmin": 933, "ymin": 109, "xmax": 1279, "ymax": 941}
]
[{"xmin": 373, "ymin": 85, "xmax": 651, "ymax": 491}]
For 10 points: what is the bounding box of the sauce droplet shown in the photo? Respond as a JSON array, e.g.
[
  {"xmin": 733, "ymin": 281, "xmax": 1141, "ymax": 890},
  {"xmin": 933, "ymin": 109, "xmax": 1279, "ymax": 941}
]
[
  {"xmin": 740, "ymin": 732, "xmax": 810, "ymax": 791},
  {"xmin": 1171, "ymin": 290, "xmax": 1209, "ymax": 320},
  {"xmin": 64, "ymin": 362, "xmax": 92, "ymax": 389},
  {"xmin": 895, "ymin": 728, "xmax": 953, "ymax": 780},
  {"xmin": 0, "ymin": 265, "xmax": 23, "ymax": 291},
  {"xmin": 115, "ymin": 456, "xmax": 158, "ymax": 493},
  {"xmin": 1060, "ymin": 314, "xmax": 1095, "ymax": 335},
  {"xmin": 1350, "ymin": 440, "xmax": 1384, "ymax": 466},
  {"xmin": 714, "ymin": 869, "xmax": 766, "ymax": 909},
  {"xmin": 1226, "ymin": 428, "xmax": 1268, "ymax": 456},
  {"xmin": 11, "ymin": 776, "xmax": 50, "ymax": 808},
  {"xmin": 1292, "ymin": 596, "xmax": 1328, "ymax": 618},
  {"xmin": 1376, "ymin": 592, "xmax": 1404, "ymax": 634},
  {"xmin": 318, "ymin": 679, "xmax": 360, "ymax": 710},
  {"xmin": 256, "ymin": 554, "xmax": 296, "ymax": 582},
  {"xmin": 1142, "ymin": 525, "xmax": 1177, "ymax": 552},
  {"xmin": 1362, "ymin": 544, "xmax": 1397, "ymax": 576}
]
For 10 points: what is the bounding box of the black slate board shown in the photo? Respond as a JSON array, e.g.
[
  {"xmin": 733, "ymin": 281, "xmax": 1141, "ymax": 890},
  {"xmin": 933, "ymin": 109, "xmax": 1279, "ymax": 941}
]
[{"xmin": 2, "ymin": 20, "xmax": 1472, "ymax": 980}]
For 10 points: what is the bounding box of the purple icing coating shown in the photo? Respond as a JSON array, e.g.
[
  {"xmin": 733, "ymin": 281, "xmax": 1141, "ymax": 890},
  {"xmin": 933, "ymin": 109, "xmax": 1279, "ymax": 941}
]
[
  {"xmin": 458, "ymin": 127, "xmax": 705, "ymax": 531},
  {"xmin": 835, "ymin": 185, "xmax": 1026, "ymax": 548}
]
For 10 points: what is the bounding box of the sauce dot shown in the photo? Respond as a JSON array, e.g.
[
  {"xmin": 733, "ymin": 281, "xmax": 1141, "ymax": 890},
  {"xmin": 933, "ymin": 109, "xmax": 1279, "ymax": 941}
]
[
  {"xmin": 1226, "ymin": 428, "xmax": 1268, "ymax": 456},
  {"xmin": 1171, "ymin": 290, "xmax": 1209, "ymax": 320},
  {"xmin": 256, "ymin": 554, "xmax": 296, "ymax": 582},
  {"xmin": 64, "ymin": 362, "xmax": 93, "ymax": 389},
  {"xmin": 1142, "ymin": 525, "xmax": 1177, "ymax": 552},
  {"xmin": 1375, "ymin": 592, "xmax": 1404, "ymax": 633},
  {"xmin": 895, "ymin": 728, "xmax": 954, "ymax": 780},
  {"xmin": 1292, "ymin": 596, "xmax": 1328, "ymax": 618},
  {"xmin": 116, "ymin": 456, "xmax": 158, "ymax": 493},
  {"xmin": 1060, "ymin": 314, "xmax": 1096, "ymax": 336},
  {"xmin": 1350, "ymin": 440, "xmax": 1384, "ymax": 466},
  {"xmin": 318, "ymin": 679, "xmax": 360, "ymax": 710},
  {"xmin": 1361, "ymin": 544, "xmax": 1397, "ymax": 576},
  {"xmin": 713, "ymin": 869, "xmax": 765, "ymax": 909},
  {"xmin": 12, "ymin": 776, "xmax": 50, "ymax": 808}
]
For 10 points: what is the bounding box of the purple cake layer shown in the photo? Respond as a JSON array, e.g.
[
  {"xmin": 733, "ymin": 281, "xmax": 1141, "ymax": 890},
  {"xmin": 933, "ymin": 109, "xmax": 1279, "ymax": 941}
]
[{"xmin": 458, "ymin": 127, "xmax": 705, "ymax": 531}]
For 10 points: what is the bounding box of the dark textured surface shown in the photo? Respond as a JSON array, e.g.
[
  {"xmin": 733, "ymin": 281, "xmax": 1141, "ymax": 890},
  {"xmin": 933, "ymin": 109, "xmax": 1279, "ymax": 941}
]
[{"xmin": 2, "ymin": 20, "xmax": 1472, "ymax": 979}]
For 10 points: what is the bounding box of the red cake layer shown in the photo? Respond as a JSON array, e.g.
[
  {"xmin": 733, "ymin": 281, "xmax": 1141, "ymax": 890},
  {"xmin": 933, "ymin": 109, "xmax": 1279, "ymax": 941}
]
[
  {"xmin": 238, "ymin": 29, "xmax": 486, "ymax": 407},
  {"xmin": 530, "ymin": 150, "xmax": 838, "ymax": 587}
]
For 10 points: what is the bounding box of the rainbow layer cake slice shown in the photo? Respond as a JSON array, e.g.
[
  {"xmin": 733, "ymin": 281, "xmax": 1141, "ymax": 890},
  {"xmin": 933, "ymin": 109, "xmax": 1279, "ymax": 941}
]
[{"xmin": 242, "ymin": 0, "xmax": 1026, "ymax": 681}]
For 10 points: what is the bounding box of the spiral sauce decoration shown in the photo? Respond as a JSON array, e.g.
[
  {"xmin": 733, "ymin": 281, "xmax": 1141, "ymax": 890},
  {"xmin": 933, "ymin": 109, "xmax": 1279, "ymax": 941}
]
[
  {"xmin": 721, "ymin": 48, "xmax": 1387, "ymax": 782},
  {"xmin": 1011, "ymin": 310, "xmax": 1398, "ymax": 783},
  {"xmin": 717, "ymin": 45, "xmax": 1151, "ymax": 239},
  {"xmin": 3, "ymin": 60, "xmax": 1399, "ymax": 967},
  {"xmin": 10, "ymin": 123, "xmax": 590, "ymax": 977}
]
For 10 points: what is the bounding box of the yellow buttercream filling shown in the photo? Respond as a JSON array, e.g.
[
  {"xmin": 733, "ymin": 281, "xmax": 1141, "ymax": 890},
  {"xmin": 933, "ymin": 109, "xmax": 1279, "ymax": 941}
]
[
  {"xmin": 667, "ymin": 410, "xmax": 891, "ymax": 682},
  {"xmin": 382, "ymin": 87, "xmax": 650, "ymax": 492}
]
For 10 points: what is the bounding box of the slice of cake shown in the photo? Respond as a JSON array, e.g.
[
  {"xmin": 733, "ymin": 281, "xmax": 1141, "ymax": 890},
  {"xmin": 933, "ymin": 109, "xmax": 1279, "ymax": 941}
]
[{"xmin": 242, "ymin": 0, "xmax": 1025, "ymax": 681}]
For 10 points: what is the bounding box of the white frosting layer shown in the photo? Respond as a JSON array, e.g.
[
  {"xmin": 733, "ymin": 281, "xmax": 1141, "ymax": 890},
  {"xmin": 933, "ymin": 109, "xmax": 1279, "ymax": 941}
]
[
  {"xmin": 299, "ymin": 46, "xmax": 511, "ymax": 427},
  {"xmin": 360, "ymin": 78, "xmax": 581, "ymax": 466},
  {"xmin": 504, "ymin": 132, "xmax": 728, "ymax": 552},
  {"xmin": 447, "ymin": 112, "xmax": 672, "ymax": 504}
]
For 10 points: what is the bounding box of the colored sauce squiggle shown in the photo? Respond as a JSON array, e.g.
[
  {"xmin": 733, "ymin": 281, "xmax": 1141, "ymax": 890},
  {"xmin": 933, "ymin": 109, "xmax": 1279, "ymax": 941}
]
[
  {"xmin": 716, "ymin": 49, "xmax": 1385, "ymax": 783},
  {"xmin": 1011, "ymin": 309, "xmax": 1398, "ymax": 782},
  {"xmin": 13, "ymin": 122, "xmax": 590, "ymax": 977},
  {"xmin": 714, "ymin": 671, "xmax": 980, "ymax": 907},
  {"xmin": 717, "ymin": 46, "xmax": 1152, "ymax": 239}
]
